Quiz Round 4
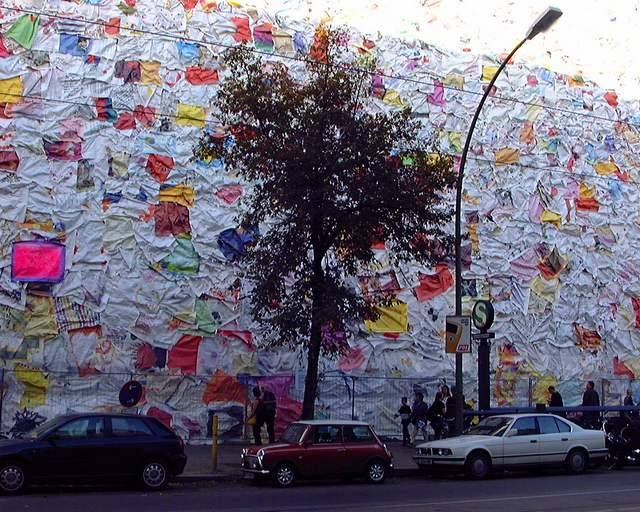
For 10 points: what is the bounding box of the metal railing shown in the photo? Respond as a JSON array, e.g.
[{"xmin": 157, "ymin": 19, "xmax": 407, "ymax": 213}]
[{"xmin": 1, "ymin": 367, "xmax": 638, "ymax": 442}]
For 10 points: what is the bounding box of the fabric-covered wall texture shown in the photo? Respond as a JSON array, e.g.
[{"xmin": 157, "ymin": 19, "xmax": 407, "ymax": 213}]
[{"xmin": 0, "ymin": 0, "xmax": 639, "ymax": 439}]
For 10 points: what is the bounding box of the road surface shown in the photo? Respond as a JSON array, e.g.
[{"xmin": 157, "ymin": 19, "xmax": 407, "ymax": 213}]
[{"xmin": 3, "ymin": 469, "xmax": 640, "ymax": 511}]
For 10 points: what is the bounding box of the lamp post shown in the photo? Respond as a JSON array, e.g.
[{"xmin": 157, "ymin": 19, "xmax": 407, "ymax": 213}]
[{"xmin": 453, "ymin": 6, "xmax": 563, "ymax": 435}]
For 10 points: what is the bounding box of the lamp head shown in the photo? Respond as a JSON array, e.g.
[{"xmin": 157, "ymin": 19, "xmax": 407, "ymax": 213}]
[{"xmin": 526, "ymin": 6, "xmax": 563, "ymax": 40}]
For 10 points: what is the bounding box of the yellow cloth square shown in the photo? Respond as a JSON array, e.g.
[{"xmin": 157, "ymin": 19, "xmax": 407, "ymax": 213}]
[
  {"xmin": 365, "ymin": 301, "xmax": 408, "ymax": 334},
  {"xmin": 140, "ymin": 61, "xmax": 161, "ymax": 85},
  {"xmin": 443, "ymin": 73, "xmax": 464, "ymax": 89},
  {"xmin": 541, "ymin": 210, "xmax": 562, "ymax": 227},
  {"xmin": 15, "ymin": 365, "xmax": 48, "ymax": 408},
  {"xmin": 24, "ymin": 295, "xmax": 58, "ymax": 340},
  {"xmin": 177, "ymin": 104, "xmax": 206, "ymax": 128},
  {"xmin": 495, "ymin": 148, "xmax": 520, "ymax": 166},
  {"xmin": 594, "ymin": 161, "xmax": 618, "ymax": 175},
  {"xmin": 382, "ymin": 89, "xmax": 405, "ymax": 108},
  {"xmin": 159, "ymin": 184, "xmax": 196, "ymax": 207},
  {"xmin": 0, "ymin": 76, "xmax": 23, "ymax": 104},
  {"xmin": 579, "ymin": 183, "xmax": 596, "ymax": 200},
  {"xmin": 481, "ymin": 65, "xmax": 498, "ymax": 82}
]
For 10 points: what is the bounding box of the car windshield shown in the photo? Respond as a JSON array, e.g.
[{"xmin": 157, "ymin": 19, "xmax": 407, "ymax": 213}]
[
  {"xmin": 23, "ymin": 417, "xmax": 67, "ymax": 439},
  {"xmin": 280, "ymin": 423, "xmax": 307, "ymax": 444},
  {"xmin": 464, "ymin": 416, "xmax": 513, "ymax": 437}
]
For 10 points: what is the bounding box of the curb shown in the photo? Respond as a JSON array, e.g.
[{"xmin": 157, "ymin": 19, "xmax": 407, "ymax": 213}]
[
  {"xmin": 176, "ymin": 468, "xmax": 421, "ymax": 483},
  {"xmin": 176, "ymin": 473, "xmax": 245, "ymax": 483}
]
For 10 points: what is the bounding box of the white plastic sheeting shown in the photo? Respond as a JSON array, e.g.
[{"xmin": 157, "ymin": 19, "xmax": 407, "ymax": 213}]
[{"xmin": 0, "ymin": 0, "xmax": 638, "ymax": 438}]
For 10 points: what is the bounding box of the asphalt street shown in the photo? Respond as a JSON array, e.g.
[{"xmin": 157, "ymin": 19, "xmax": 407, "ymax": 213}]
[{"xmin": 4, "ymin": 470, "xmax": 640, "ymax": 512}]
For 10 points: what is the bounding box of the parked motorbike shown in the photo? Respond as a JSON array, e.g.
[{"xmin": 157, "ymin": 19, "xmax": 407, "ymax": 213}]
[{"xmin": 603, "ymin": 414, "xmax": 640, "ymax": 469}]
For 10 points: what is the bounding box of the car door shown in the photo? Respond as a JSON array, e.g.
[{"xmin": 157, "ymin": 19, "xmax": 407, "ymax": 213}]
[
  {"xmin": 34, "ymin": 416, "xmax": 109, "ymax": 479},
  {"xmin": 537, "ymin": 415, "xmax": 567, "ymax": 464},
  {"xmin": 342, "ymin": 425, "xmax": 379, "ymax": 474},
  {"xmin": 302, "ymin": 425, "xmax": 345, "ymax": 477},
  {"xmin": 104, "ymin": 416, "xmax": 158, "ymax": 477},
  {"xmin": 502, "ymin": 416, "xmax": 540, "ymax": 466}
]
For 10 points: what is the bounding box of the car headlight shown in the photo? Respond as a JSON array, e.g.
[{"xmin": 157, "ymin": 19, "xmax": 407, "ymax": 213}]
[
  {"xmin": 416, "ymin": 448, "xmax": 432, "ymax": 456},
  {"xmin": 433, "ymin": 448, "xmax": 453, "ymax": 456}
]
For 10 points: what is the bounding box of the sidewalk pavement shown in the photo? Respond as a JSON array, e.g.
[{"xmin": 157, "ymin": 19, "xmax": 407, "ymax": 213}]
[{"xmin": 179, "ymin": 441, "xmax": 419, "ymax": 482}]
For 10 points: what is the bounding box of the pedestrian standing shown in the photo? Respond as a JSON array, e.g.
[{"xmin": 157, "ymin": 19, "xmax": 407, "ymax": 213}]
[
  {"xmin": 429, "ymin": 392, "xmax": 446, "ymax": 440},
  {"xmin": 548, "ymin": 386, "xmax": 565, "ymax": 417},
  {"xmin": 261, "ymin": 385, "xmax": 277, "ymax": 443},
  {"xmin": 624, "ymin": 389, "xmax": 638, "ymax": 419},
  {"xmin": 395, "ymin": 397, "xmax": 412, "ymax": 446},
  {"xmin": 582, "ymin": 380, "xmax": 600, "ymax": 428},
  {"xmin": 249, "ymin": 386, "xmax": 264, "ymax": 445},
  {"xmin": 445, "ymin": 387, "xmax": 457, "ymax": 436},
  {"xmin": 410, "ymin": 392, "xmax": 429, "ymax": 445}
]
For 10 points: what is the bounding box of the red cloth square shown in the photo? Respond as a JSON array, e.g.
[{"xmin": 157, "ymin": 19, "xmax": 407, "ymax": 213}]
[
  {"xmin": 154, "ymin": 202, "xmax": 190, "ymax": 236},
  {"xmin": 167, "ymin": 335, "xmax": 202, "ymax": 375},
  {"xmin": 146, "ymin": 154, "xmax": 174, "ymax": 183}
]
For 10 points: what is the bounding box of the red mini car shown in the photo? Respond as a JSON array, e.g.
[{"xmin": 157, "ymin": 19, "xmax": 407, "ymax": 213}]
[{"xmin": 241, "ymin": 420, "xmax": 393, "ymax": 487}]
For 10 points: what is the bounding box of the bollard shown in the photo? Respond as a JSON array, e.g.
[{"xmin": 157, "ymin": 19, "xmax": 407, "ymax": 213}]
[
  {"xmin": 0, "ymin": 368, "xmax": 4, "ymax": 432},
  {"xmin": 211, "ymin": 414, "xmax": 218, "ymax": 471}
]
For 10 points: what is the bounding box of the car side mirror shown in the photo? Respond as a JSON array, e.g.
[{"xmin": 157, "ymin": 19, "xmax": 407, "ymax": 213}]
[
  {"xmin": 302, "ymin": 438, "xmax": 313, "ymax": 447},
  {"xmin": 505, "ymin": 429, "xmax": 518, "ymax": 437}
]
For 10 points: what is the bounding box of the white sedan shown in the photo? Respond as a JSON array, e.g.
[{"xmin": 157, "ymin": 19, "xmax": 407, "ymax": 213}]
[{"xmin": 413, "ymin": 413, "xmax": 607, "ymax": 479}]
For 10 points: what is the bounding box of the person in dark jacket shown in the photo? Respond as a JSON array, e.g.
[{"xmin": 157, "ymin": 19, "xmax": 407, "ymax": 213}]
[
  {"xmin": 395, "ymin": 397, "xmax": 412, "ymax": 446},
  {"xmin": 582, "ymin": 381, "xmax": 600, "ymax": 427},
  {"xmin": 410, "ymin": 392, "xmax": 429, "ymax": 445},
  {"xmin": 623, "ymin": 389, "xmax": 638, "ymax": 419},
  {"xmin": 250, "ymin": 386, "xmax": 264, "ymax": 445},
  {"xmin": 429, "ymin": 392, "xmax": 446, "ymax": 440},
  {"xmin": 548, "ymin": 386, "xmax": 565, "ymax": 417},
  {"xmin": 261, "ymin": 386, "xmax": 277, "ymax": 443},
  {"xmin": 445, "ymin": 387, "xmax": 456, "ymax": 436}
]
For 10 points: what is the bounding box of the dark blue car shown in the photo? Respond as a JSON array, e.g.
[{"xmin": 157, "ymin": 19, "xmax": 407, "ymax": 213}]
[{"xmin": 0, "ymin": 413, "xmax": 187, "ymax": 494}]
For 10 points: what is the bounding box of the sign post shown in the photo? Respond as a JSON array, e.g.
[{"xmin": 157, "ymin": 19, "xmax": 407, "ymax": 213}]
[
  {"xmin": 472, "ymin": 301, "xmax": 495, "ymax": 410},
  {"xmin": 445, "ymin": 316, "xmax": 471, "ymax": 353}
]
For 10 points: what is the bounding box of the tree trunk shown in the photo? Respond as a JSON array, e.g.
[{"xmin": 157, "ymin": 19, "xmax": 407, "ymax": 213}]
[
  {"xmin": 301, "ymin": 236, "xmax": 324, "ymax": 420},
  {"xmin": 301, "ymin": 309, "xmax": 322, "ymax": 420}
]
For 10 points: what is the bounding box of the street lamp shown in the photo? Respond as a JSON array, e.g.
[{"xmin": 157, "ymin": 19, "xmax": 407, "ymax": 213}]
[{"xmin": 453, "ymin": 6, "xmax": 563, "ymax": 435}]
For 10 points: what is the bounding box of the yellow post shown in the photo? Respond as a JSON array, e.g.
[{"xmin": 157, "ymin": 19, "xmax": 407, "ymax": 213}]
[{"xmin": 211, "ymin": 414, "xmax": 218, "ymax": 471}]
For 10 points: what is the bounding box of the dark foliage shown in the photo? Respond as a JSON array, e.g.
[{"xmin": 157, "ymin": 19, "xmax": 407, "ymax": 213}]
[{"xmin": 194, "ymin": 28, "xmax": 456, "ymax": 418}]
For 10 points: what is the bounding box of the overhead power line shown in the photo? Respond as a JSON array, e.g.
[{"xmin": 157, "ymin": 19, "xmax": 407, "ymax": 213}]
[{"xmin": 0, "ymin": 3, "xmax": 635, "ymax": 130}]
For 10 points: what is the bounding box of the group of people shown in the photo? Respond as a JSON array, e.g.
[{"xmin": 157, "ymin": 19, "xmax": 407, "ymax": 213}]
[
  {"xmin": 547, "ymin": 381, "xmax": 600, "ymax": 424},
  {"xmin": 549, "ymin": 381, "xmax": 637, "ymax": 425},
  {"xmin": 396, "ymin": 385, "xmax": 459, "ymax": 446}
]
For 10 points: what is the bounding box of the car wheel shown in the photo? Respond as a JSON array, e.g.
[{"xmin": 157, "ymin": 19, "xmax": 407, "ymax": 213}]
[
  {"xmin": 365, "ymin": 459, "xmax": 386, "ymax": 484},
  {"xmin": 465, "ymin": 452, "xmax": 491, "ymax": 480},
  {"xmin": 141, "ymin": 460, "xmax": 169, "ymax": 490},
  {"xmin": 273, "ymin": 462, "xmax": 296, "ymax": 488},
  {"xmin": 566, "ymin": 449, "xmax": 588, "ymax": 474},
  {"xmin": 0, "ymin": 462, "xmax": 28, "ymax": 495}
]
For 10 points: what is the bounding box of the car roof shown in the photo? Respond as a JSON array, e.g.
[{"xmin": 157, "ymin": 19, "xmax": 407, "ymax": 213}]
[
  {"xmin": 488, "ymin": 413, "xmax": 567, "ymax": 419},
  {"xmin": 292, "ymin": 420, "xmax": 370, "ymax": 426},
  {"xmin": 55, "ymin": 413, "xmax": 152, "ymax": 420}
]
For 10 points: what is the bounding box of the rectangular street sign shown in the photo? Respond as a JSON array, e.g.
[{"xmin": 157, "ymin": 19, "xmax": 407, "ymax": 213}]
[
  {"xmin": 445, "ymin": 315, "xmax": 471, "ymax": 353},
  {"xmin": 472, "ymin": 332, "xmax": 496, "ymax": 340}
]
